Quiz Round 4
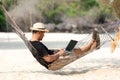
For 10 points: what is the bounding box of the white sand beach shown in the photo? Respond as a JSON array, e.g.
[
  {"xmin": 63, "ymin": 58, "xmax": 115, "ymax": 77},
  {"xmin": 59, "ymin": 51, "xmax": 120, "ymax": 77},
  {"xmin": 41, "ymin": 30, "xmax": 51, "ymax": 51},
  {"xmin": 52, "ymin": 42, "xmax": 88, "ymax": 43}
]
[{"xmin": 0, "ymin": 32, "xmax": 120, "ymax": 80}]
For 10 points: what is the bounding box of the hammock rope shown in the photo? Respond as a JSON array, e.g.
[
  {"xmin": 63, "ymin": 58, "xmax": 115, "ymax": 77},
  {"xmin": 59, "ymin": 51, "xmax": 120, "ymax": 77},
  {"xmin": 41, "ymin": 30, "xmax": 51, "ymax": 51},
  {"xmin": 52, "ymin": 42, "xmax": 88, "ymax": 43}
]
[
  {"xmin": 77, "ymin": 33, "xmax": 92, "ymax": 46},
  {"xmin": 99, "ymin": 25, "xmax": 114, "ymax": 41}
]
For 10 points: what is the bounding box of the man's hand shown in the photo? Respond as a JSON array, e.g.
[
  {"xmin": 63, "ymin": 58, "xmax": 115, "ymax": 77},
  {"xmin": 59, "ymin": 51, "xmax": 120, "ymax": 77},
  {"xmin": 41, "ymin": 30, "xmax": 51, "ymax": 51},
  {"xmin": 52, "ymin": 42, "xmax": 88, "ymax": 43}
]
[{"xmin": 57, "ymin": 49, "xmax": 64, "ymax": 56}]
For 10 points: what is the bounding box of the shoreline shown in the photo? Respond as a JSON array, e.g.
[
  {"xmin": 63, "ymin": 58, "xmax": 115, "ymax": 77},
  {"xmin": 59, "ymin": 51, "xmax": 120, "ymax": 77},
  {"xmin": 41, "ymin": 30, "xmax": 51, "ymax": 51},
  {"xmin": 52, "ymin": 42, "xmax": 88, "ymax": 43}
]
[{"xmin": 0, "ymin": 32, "xmax": 88, "ymax": 41}]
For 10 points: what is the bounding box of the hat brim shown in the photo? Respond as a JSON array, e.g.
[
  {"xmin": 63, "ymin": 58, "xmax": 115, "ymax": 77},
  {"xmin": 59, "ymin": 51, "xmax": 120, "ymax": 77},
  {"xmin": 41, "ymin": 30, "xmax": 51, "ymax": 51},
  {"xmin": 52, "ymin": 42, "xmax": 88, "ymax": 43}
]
[{"xmin": 30, "ymin": 27, "xmax": 49, "ymax": 32}]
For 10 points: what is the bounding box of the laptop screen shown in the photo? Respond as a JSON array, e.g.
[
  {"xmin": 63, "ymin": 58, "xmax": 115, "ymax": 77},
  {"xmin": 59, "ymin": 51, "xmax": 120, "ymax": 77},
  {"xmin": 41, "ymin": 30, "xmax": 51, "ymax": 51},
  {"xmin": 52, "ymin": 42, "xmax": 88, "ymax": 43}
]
[{"xmin": 65, "ymin": 40, "xmax": 78, "ymax": 52}]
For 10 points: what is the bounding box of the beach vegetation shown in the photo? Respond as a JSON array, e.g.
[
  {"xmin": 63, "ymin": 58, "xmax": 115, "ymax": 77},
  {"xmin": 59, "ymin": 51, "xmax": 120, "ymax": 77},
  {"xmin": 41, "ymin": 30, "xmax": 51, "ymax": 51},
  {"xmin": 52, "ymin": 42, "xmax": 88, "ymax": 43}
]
[{"xmin": 0, "ymin": 0, "xmax": 116, "ymax": 33}]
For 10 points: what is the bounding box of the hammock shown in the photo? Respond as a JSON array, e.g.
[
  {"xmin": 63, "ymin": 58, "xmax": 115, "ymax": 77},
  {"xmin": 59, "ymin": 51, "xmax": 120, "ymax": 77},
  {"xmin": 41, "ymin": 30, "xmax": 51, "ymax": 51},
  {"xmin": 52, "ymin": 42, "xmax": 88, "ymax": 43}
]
[{"xmin": 0, "ymin": 2, "xmax": 113, "ymax": 70}]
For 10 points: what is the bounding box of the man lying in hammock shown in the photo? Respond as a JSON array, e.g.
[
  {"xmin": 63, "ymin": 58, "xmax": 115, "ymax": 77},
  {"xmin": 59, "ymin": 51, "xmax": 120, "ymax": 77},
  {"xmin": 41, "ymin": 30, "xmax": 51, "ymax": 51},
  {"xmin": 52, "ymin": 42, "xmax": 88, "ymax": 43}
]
[{"xmin": 30, "ymin": 22, "xmax": 100, "ymax": 69}]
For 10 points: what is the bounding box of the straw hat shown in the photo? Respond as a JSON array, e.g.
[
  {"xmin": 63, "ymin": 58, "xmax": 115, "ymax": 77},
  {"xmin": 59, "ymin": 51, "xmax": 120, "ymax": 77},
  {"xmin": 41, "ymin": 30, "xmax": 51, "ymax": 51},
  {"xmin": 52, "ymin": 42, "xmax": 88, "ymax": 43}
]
[{"xmin": 30, "ymin": 22, "xmax": 49, "ymax": 32}]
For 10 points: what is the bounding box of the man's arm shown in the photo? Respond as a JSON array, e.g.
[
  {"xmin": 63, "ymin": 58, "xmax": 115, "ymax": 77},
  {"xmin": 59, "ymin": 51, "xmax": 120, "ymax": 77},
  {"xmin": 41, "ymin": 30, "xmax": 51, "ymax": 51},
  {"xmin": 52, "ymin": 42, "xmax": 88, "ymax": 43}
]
[{"xmin": 43, "ymin": 49, "xmax": 64, "ymax": 62}]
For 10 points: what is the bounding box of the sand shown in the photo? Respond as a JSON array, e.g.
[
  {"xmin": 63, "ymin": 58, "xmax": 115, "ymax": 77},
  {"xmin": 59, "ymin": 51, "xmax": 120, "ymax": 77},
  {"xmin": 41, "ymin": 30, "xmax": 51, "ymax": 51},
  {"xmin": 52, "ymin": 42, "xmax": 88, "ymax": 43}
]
[{"xmin": 0, "ymin": 32, "xmax": 120, "ymax": 80}]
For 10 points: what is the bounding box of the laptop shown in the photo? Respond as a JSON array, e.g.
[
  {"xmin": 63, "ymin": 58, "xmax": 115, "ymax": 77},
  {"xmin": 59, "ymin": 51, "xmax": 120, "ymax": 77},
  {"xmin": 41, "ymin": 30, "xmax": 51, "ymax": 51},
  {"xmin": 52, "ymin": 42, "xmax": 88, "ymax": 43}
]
[{"xmin": 64, "ymin": 40, "xmax": 78, "ymax": 54}]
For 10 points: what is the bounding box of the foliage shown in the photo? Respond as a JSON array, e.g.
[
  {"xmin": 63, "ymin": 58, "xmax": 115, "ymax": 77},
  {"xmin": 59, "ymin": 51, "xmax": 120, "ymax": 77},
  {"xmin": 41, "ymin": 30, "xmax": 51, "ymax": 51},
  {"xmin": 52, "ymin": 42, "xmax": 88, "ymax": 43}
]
[
  {"xmin": 0, "ymin": 0, "xmax": 116, "ymax": 32},
  {"xmin": 0, "ymin": 0, "xmax": 18, "ymax": 32},
  {"xmin": 0, "ymin": 8, "xmax": 6, "ymax": 31},
  {"xmin": 80, "ymin": 0, "xmax": 99, "ymax": 10},
  {"xmin": 37, "ymin": 0, "xmax": 99, "ymax": 24}
]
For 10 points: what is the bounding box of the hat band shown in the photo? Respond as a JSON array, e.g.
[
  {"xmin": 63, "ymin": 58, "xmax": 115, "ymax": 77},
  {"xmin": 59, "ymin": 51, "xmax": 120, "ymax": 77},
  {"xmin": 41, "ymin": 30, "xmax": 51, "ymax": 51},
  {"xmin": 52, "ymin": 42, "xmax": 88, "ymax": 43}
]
[
  {"xmin": 37, "ymin": 28, "xmax": 46, "ymax": 29},
  {"xmin": 35, "ymin": 28, "xmax": 48, "ymax": 32}
]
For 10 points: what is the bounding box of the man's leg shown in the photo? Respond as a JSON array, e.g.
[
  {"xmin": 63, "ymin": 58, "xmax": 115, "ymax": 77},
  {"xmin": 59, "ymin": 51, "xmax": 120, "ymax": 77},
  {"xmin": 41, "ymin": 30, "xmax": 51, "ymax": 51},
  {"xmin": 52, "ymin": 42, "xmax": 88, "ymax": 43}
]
[
  {"xmin": 73, "ymin": 39, "xmax": 96, "ymax": 55},
  {"xmin": 73, "ymin": 28, "xmax": 100, "ymax": 55}
]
